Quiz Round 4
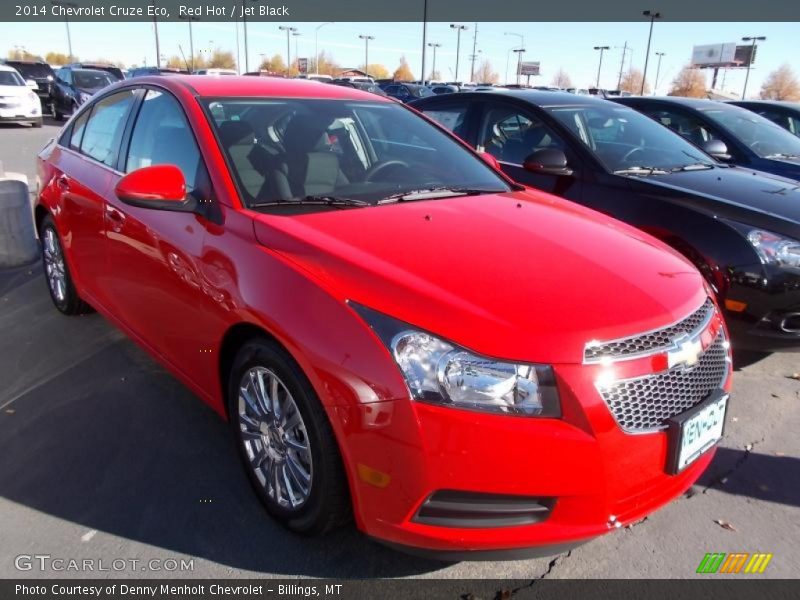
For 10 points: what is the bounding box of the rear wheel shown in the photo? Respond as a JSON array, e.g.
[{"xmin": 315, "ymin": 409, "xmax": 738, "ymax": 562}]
[
  {"xmin": 227, "ymin": 338, "xmax": 351, "ymax": 535},
  {"xmin": 32, "ymin": 118, "xmax": 42, "ymax": 128},
  {"xmin": 40, "ymin": 215, "xmax": 91, "ymax": 315}
]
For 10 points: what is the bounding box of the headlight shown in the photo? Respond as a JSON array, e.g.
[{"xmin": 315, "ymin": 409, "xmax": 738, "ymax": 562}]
[
  {"xmin": 46, "ymin": 75, "xmax": 53, "ymax": 81},
  {"xmin": 351, "ymin": 303, "xmax": 561, "ymax": 417},
  {"xmin": 747, "ymin": 230, "xmax": 800, "ymax": 268}
]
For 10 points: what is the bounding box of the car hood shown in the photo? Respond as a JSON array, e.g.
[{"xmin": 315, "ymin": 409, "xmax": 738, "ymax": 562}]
[
  {"xmin": 0, "ymin": 85, "xmax": 36, "ymax": 98},
  {"xmin": 252, "ymin": 192, "xmax": 707, "ymax": 364},
  {"xmin": 633, "ymin": 166, "xmax": 800, "ymax": 226}
]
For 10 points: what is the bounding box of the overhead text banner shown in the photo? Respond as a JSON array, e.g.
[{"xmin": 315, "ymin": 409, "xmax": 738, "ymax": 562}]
[{"xmin": 2, "ymin": 0, "xmax": 799, "ymax": 23}]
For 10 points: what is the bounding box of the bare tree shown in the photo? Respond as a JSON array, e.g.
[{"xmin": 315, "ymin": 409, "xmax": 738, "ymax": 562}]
[
  {"xmin": 360, "ymin": 64, "xmax": 390, "ymax": 79},
  {"xmin": 45, "ymin": 51, "xmax": 71, "ymax": 65},
  {"xmin": 760, "ymin": 64, "xmax": 800, "ymax": 101},
  {"xmin": 259, "ymin": 54, "xmax": 286, "ymax": 74},
  {"xmin": 668, "ymin": 64, "xmax": 707, "ymax": 98},
  {"xmin": 619, "ymin": 68, "xmax": 650, "ymax": 94},
  {"xmin": 551, "ymin": 68, "xmax": 572, "ymax": 89},
  {"xmin": 475, "ymin": 59, "xmax": 499, "ymax": 84},
  {"xmin": 208, "ymin": 48, "xmax": 236, "ymax": 70}
]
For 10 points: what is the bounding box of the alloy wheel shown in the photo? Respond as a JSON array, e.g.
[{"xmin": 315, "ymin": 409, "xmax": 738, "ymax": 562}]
[
  {"xmin": 43, "ymin": 227, "xmax": 67, "ymax": 304},
  {"xmin": 237, "ymin": 366, "xmax": 313, "ymax": 509}
]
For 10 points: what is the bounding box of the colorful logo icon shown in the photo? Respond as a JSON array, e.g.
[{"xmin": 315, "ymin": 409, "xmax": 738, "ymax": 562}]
[{"xmin": 697, "ymin": 552, "xmax": 773, "ymax": 574}]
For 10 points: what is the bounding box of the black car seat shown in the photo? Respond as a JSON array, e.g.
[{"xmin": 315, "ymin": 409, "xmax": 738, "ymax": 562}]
[{"xmin": 279, "ymin": 115, "xmax": 349, "ymax": 198}]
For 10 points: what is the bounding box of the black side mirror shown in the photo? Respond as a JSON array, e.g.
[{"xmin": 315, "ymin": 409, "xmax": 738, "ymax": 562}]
[
  {"xmin": 701, "ymin": 139, "xmax": 732, "ymax": 161},
  {"xmin": 523, "ymin": 148, "xmax": 574, "ymax": 176}
]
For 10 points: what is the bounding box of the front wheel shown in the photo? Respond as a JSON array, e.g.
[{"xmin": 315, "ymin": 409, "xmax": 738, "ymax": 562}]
[
  {"xmin": 41, "ymin": 215, "xmax": 91, "ymax": 315},
  {"xmin": 228, "ymin": 338, "xmax": 351, "ymax": 535}
]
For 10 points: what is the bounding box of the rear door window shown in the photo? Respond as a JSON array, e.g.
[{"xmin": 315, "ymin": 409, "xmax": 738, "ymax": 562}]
[{"xmin": 79, "ymin": 90, "xmax": 137, "ymax": 167}]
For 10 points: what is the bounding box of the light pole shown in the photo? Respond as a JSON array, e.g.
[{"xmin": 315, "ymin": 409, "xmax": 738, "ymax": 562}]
[
  {"xmin": 420, "ymin": 0, "xmax": 428, "ymax": 84},
  {"xmin": 505, "ymin": 46, "xmax": 519, "ymax": 85},
  {"xmin": 513, "ymin": 48, "xmax": 526, "ymax": 85},
  {"xmin": 293, "ymin": 31, "xmax": 302, "ymax": 72},
  {"xmin": 314, "ymin": 22, "xmax": 334, "ymax": 73},
  {"xmin": 427, "ymin": 42, "xmax": 441, "ymax": 80},
  {"xmin": 653, "ymin": 51, "xmax": 665, "ymax": 95},
  {"xmin": 279, "ymin": 26, "xmax": 297, "ymax": 76},
  {"xmin": 594, "ymin": 45, "xmax": 609, "ymax": 88},
  {"xmin": 50, "ymin": 1, "xmax": 76, "ymax": 60},
  {"xmin": 359, "ymin": 34, "xmax": 374, "ymax": 78},
  {"xmin": 616, "ymin": 42, "xmax": 631, "ymax": 90},
  {"xmin": 150, "ymin": 0, "xmax": 161, "ymax": 68},
  {"xmin": 469, "ymin": 22, "xmax": 478, "ymax": 83},
  {"xmin": 450, "ymin": 24, "xmax": 468, "ymax": 83},
  {"xmin": 241, "ymin": 0, "xmax": 261, "ymax": 74},
  {"xmin": 504, "ymin": 32, "xmax": 524, "ymax": 84},
  {"xmin": 741, "ymin": 36, "xmax": 766, "ymax": 100},
  {"xmin": 179, "ymin": 14, "xmax": 200, "ymax": 72},
  {"xmin": 641, "ymin": 9, "xmax": 661, "ymax": 95}
]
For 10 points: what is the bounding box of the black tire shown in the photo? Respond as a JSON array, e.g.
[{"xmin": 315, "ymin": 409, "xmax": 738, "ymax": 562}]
[
  {"xmin": 40, "ymin": 215, "xmax": 91, "ymax": 315},
  {"xmin": 32, "ymin": 118, "xmax": 43, "ymax": 128},
  {"xmin": 54, "ymin": 110, "xmax": 64, "ymax": 122},
  {"xmin": 227, "ymin": 337, "xmax": 351, "ymax": 535}
]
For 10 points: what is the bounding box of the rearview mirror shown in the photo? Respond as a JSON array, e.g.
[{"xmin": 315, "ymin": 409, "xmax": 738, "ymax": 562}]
[
  {"xmin": 478, "ymin": 151, "xmax": 502, "ymax": 171},
  {"xmin": 25, "ymin": 79, "xmax": 38, "ymax": 89},
  {"xmin": 115, "ymin": 165, "xmax": 196, "ymax": 212},
  {"xmin": 522, "ymin": 148, "xmax": 573, "ymax": 176},
  {"xmin": 701, "ymin": 139, "xmax": 731, "ymax": 161}
]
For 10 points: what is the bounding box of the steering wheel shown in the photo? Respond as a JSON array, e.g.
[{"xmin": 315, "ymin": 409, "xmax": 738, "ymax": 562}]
[
  {"xmin": 621, "ymin": 147, "xmax": 646, "ymax": 164},
  {"xmin": 364, "ymin": 160, "xmax": 412, "ymax": 182}
]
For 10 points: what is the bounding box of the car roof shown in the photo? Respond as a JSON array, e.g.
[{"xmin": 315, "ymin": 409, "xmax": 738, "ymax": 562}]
[
  {"xmin": 728, "ymin": 99, "xmax": 800, "ymax": 109},
  {"xmin": 419, "ymin": 88, "xmax": 620, "ymax": 108},
  {"xmin": 117, "ymin": 74, "xmax": 392, "ymax": 102},
  {"xmin": 614, "ymin": 96, "xmax": 728, "ymax": 109},
  {"xmin": 0, "ymin": 64, "xmax": 19, "ymax": 72}
]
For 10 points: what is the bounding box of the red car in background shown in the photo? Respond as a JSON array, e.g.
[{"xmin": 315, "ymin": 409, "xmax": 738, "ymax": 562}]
[{"xmin": 35, "ymin": 76, "xmax": 731, "ymax": 559}]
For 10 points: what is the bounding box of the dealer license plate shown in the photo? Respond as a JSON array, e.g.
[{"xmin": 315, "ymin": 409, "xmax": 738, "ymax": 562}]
[{"xmin": 667, "ymin": 392, "xmax": 727, "ymax": 474}]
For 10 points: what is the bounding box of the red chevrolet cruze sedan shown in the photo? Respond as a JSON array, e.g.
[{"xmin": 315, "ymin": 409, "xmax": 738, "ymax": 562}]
[{"xmin": 36, "ymin": 76, "xmax": 731, "ymax": 559}]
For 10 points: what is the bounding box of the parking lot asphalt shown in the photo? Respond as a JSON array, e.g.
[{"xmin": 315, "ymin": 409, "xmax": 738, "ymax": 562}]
[{"xmin": 0, "ymin": 121, "xmax": 798, "ymax": 583}]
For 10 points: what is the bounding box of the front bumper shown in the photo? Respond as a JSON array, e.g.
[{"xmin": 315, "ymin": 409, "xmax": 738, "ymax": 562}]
[
  {"xmin": 724, "ymin": 263, "xmax": 800, "ymax": 351},
  {"xmin": 329, "ymin": 362, "xmax": 723, "ymax": 557}
]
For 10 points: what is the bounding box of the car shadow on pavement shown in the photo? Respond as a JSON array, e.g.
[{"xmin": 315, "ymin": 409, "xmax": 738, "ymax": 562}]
[
  {"xmin": 0, "ymin": 304, "xmax": 449, "ymax": 577},
  {"xmin": 696, "ymin": 447, "xmax": 800, "ymax": 508}
]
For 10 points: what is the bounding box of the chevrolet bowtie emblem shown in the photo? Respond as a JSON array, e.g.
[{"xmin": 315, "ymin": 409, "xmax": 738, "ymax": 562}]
[{"xmin": 667, "ymin": 335, "xmax": 703, "ymax": 368}]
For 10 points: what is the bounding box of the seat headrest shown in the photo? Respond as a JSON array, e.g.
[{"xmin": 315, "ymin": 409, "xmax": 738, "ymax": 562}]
[{"xmin": 218, "ymin": 120, "xmax": 256, "ymax": 147}]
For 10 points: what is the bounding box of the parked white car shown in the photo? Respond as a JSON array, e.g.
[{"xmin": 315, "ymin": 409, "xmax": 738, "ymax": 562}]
[
  {"xmin": 194, "ymin": 68, "xmax": 238, "ymax": 76},
  {"xmin": 0, "ymin": 65, "xmax": 42, "ymax": 127}
]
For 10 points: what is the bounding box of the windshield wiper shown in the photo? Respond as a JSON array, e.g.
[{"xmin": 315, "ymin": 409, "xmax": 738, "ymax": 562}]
[
  {"xmin": 377, "ymin": 187, "xmax": 502, "ymax": 204},
  {"xmin": 250, "ymin": 195, "xmax": 368, "ymax": 209},
  {"xmin": 613, "ymin": 166, "xmax": 670, "ymax": 176},
  {"xmin": 671, "ymin": 163, "xmax": 715, "ymax": 172}
]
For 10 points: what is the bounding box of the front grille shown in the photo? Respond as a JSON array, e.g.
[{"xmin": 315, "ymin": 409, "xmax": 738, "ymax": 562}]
[
  {"xmin": 585, "ymin": 299, "xmax": 714, "ymax": 362},
  {"xmin": 597, "ymin": 332, "xmax": 729, "ymax": 432}
]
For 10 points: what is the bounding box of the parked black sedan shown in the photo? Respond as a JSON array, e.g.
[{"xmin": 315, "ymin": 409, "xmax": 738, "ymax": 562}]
[
  {"xmin": 52, "ymin": 67, "xmax": 115, "ymax": 120},
  {"xmin": 612, "ymin": 96, "xmax": 800, "ymax": 182},
  {"xmin": 410, "ymin": 90, "xmax": 800, "ymax": 350},
  {"xmin": 379, "ymin": 82, "xmax": 434, "ymax": 103},
  {"xmin": 728, "ymin": 100, "xmax": 800, "ymax": 138}
]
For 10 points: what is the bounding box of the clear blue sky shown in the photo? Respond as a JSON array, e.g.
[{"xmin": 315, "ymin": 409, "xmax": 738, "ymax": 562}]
[{"xmin": 1, "ymin": 20, "xmax": 797, "ymax": 96}]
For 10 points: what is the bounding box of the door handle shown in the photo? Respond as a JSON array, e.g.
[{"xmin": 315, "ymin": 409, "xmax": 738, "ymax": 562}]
[
  {"xmin": 56, "ymin": 175, "xmax": 70, "ymax": 190},
  {"xmin": 105, "ymin": 206, "xmax": 126, "ymax": 231}
]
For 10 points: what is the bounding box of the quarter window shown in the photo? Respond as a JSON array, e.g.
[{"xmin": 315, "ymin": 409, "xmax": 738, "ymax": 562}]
[
  {"xmin": 422, "ymin": 105, "xmax": 469, "ymax": 137},
  {"xmin": 79, "ymin": 90, "xmax": 137, "ymax": 167},
  {"xmin": 68, "ymin": 109, "xmax": 90, "ymax": 151},
  {"xmin": 126, "ymin": 90, "xmax": 203, "ymax": 189},
  {"xmin": 642, "ymin": 107, "xmax": 722, "ymax": 147}
]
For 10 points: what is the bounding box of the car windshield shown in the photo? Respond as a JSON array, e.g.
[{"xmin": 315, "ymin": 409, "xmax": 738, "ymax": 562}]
[
  {"xmin": 204, "ymin": 98, "xmax": 510, "ymax": 211},
  {"xmin": 699, "ymin": 105, "xmax": 800, "ymax": 159},
  {"xmin": 546, "ymin": 103, "xmax": 716, "ymax": 173},
  {"xmin": 0, "ymin": 70, "xmax": 25, "ymax": 86},
  {"xmin": 412, "ymin": 86, "xmax": 434, "ymax": 98},
  {"xmin": 73, "ymin": 71, "xmax": 114, "ymax": 89}
]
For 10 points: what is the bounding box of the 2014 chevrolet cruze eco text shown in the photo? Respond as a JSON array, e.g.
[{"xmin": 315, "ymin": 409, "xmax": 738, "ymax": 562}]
[{"xmin": 36, "ymin": 76, "xmax": 732, "ymax": 559}]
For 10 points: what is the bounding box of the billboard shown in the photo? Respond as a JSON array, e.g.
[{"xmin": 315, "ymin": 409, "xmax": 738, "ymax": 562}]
[
  {"xmin": 691, "ymin": 43, "xmax": 737, "ymax": 67},
  {"xmin": 297, "ymin": 57, "xmax": 308, "ymax": 74},
  {"xmin": 518, "ymin": 61, "xmax": 540, "ymax": 76},
  {"xmin": 734, "ymin": 44, "xmax": 757, "ymax": 66}
]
